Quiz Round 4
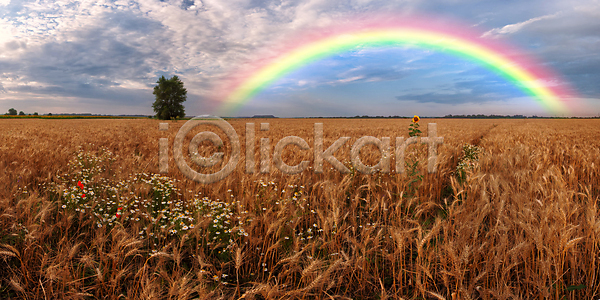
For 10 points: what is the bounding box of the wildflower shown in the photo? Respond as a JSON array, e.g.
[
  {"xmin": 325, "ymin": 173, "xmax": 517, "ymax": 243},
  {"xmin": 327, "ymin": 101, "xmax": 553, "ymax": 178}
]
[{"xmin": 409, "ymin": 115, "xmax": 422, "ymax": 137}]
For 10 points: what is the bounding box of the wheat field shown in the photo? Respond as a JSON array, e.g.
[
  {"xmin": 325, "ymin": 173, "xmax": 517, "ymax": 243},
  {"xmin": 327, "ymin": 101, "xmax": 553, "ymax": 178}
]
[{"xmin": 1, "ymin": 118, "xmax": 599, "ymax": 299}]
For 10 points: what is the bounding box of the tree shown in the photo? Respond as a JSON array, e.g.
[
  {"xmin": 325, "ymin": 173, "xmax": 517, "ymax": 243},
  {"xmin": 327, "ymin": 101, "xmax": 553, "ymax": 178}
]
[
  {"xmin": 19, "ymin": 111, "xmax": 25, "ymax": 115},
  {"xmin": 8, "ymin": 108, "xmax": 16, "ymax": 115},
  {"xmin": 33, "ymin": 112, "xmax": 38, "ymax": 116},
  {"xmin": 152, "ymin": 75, "xmax": 187, "ymax": 120}
]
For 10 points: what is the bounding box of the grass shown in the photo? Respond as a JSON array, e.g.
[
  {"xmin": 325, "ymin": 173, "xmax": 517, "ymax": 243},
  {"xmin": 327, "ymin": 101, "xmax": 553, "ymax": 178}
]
[{"xmin": 0, "ymin": 118, "xmax": 599, "ymax": 299}]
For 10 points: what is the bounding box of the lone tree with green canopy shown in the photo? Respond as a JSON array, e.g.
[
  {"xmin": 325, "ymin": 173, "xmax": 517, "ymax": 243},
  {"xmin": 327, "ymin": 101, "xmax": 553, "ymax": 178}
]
[{"xmin": 152, "ymin": 75, "xmax": 187, "ymax": 120}]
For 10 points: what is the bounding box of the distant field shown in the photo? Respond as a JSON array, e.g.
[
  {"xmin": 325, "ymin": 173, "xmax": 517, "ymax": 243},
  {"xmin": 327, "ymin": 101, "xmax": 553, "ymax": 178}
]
[{"xmin": 1, "ymin": 118, "xmax": 599, "ymax": 299}]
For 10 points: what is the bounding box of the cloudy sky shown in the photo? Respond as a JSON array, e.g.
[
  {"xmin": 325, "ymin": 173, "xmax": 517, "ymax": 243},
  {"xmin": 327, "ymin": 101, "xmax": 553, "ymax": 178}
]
[{"xmin": 1, "ymin": 0, "xmax": 599, "ymax": 117}]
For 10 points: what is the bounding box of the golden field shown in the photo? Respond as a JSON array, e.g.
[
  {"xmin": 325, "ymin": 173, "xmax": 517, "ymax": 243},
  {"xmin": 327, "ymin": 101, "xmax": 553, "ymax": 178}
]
[{"xmin": 1, "ymin": 118, "xmax": 599, "ymax": 299}]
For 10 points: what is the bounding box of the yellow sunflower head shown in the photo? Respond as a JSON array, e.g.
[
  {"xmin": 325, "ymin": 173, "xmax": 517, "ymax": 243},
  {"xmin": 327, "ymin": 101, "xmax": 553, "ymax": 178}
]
[{"xmin": 412, "ymin": 115, "xmax": 420, "ymax": 123}]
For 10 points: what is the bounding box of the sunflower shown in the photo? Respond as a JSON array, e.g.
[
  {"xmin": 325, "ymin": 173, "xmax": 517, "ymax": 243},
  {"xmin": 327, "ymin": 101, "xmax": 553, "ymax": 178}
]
[{"xmin": 412, "ymin": 115, "xmax": 420, "ymax": 123}]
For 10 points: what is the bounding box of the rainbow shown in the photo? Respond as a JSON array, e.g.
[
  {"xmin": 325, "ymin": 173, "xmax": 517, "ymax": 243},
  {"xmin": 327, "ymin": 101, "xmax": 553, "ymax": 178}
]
[{"xmin": 216, "ymin": 17, "xmax": 575, "ymax": 114}]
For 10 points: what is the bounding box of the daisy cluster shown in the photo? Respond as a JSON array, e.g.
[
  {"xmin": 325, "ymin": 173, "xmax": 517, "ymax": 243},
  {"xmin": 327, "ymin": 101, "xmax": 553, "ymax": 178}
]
[
  {"xmin": 56, "ymin": 147, "xmax": 122, "ymax": 227},
  {"xmin": 136, "ymin": 174, "xmax": 193, "ymax": 236},
  {"xmin": 194, "ymin": 195, "xmax": 241, "ymax": 246},
  {"xmin": 52, "ymin": 149, "xmax": 236, "ymax": 244},
  {"xmin": 71, "ymin": 146, "xmax": 117, "ymax": 179}
]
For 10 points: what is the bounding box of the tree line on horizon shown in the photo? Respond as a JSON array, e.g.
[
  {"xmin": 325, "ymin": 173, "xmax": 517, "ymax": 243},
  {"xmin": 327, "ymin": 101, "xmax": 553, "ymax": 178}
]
[
  {"xmin": 2, "ymin": 75, "xmax": 188, "ymax": 120},
  {"xmin": 5, "ymin": 108, "xmax": 38, "ymax": 116},
  {"xmin": 6, "ymin": 76, "xmax": 599, "ymax": 120}
]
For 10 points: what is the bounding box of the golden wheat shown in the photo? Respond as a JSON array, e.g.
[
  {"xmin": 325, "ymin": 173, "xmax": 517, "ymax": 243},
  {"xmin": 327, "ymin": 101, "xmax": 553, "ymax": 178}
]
[{"xmin": 1, "ymin": 118, "xmax": 599, "ymax": 299}]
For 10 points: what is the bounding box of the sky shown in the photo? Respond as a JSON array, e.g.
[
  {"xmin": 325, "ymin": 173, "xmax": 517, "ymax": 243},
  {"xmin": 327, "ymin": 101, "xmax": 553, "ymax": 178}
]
[{"xmin": 1, "ymin": 0, "xmax": 599, "ymax": 117}]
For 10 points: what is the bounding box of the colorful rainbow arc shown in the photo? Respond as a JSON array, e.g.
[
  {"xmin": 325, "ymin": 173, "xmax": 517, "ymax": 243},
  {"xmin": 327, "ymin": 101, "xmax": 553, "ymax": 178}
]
[{"xmin": 217, "ymin": 28, "xmax": 571, "ymax": 115}]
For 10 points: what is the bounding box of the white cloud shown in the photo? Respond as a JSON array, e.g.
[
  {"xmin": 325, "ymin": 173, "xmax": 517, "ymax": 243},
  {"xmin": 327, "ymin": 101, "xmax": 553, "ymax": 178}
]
[
  {"xmin": 482, "ymin": 12, "xmax": 561, "ymax": 38},
  {"xmin": 329, "ymin": 75, "xmax": 365, "ymax": 84}
]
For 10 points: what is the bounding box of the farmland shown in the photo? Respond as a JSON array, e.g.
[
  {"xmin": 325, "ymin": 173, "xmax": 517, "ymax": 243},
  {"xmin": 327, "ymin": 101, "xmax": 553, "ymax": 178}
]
[{"xmin": 1, "ymin": 118, "xmax": 600, "ymax": 299}]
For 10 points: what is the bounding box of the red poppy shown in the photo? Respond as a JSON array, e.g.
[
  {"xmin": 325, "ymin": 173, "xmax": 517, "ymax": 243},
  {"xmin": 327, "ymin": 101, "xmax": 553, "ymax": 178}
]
[
  {"xmin": 116, "ymin": 207, "xmax": 122, "ymax": 218},
  {"xmin": 77, "ymin": 181, "xmax": 84, "ymax": 189},
  {"xmin": 82, "ymin": 194, "xmax": 86, "ymax": 198}
]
